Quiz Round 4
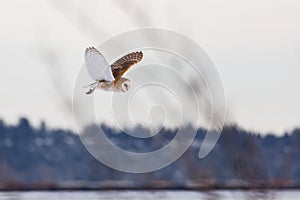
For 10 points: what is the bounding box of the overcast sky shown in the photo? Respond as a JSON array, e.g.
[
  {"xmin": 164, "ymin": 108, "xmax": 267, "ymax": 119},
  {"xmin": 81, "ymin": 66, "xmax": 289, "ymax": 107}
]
[{"xmin": 0, "ymin": 0, "xmax": 300, "ymax": 135}]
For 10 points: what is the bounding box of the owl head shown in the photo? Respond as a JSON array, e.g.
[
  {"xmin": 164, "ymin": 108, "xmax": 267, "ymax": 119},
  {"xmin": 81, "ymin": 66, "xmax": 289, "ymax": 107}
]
[{"xmin": 115, "ymin": 77, "xmax": 131, "ymax": 92}]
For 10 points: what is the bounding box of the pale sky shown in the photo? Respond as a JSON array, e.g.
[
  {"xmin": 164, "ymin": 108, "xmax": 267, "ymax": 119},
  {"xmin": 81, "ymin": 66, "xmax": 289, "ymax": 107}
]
[{"xmin": 0, "ymin": 0, "xmax": 300, "ymax": 134}]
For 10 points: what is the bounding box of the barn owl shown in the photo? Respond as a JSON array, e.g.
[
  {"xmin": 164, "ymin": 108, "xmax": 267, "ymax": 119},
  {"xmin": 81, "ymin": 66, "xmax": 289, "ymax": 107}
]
[{"xmin": 84, "ymin": 47, "xmax": 143, "ymax": 95}]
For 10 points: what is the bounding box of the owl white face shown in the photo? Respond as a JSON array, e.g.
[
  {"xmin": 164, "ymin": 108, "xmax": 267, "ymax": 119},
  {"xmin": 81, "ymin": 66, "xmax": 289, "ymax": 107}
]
[{"xmin": 121, "ymin": 79, "xmax": 131, "ymax": 92}]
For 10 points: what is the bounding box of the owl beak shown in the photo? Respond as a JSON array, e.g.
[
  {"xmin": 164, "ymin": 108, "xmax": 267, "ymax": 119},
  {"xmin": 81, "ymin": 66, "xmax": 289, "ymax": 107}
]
[{"xmin": 125, "ymin": 84, "xmax": 129, "ymax": 91}]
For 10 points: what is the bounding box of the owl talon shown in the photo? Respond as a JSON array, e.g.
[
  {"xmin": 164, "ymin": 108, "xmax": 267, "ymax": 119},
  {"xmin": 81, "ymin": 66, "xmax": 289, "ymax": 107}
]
[{"xmin": 86, "ymin": 88, "xmax": 95, "ymax": 95}]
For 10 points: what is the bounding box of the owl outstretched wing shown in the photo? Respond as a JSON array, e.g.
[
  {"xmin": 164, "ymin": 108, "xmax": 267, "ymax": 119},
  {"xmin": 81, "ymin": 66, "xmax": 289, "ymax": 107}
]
[
  {"xmin": 84, "ymin": 47, "xmax": 115, "ymax": 82},
  {"xmin": 110, "ymin": 51, "xmax": 143, "ymax": 79}
]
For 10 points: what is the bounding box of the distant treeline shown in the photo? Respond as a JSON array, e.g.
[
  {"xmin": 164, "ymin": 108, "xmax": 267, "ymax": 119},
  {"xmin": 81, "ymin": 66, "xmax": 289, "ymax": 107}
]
[{"xmin": 0, "ymin": 117, "xmax": 300, "ymax": 189}]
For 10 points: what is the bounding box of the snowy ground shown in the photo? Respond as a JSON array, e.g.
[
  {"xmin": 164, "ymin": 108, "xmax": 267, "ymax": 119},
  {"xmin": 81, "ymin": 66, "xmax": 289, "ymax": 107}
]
[{"xmin": 0, "ymin": 190, "xmax": 299, "ymax": 200}]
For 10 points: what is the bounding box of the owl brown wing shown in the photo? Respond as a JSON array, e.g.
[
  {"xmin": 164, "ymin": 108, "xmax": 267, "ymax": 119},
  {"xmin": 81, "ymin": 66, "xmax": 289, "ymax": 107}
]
[{"xmin": 110, "ymin": 51, "xmax": 143, "ymax": 79}]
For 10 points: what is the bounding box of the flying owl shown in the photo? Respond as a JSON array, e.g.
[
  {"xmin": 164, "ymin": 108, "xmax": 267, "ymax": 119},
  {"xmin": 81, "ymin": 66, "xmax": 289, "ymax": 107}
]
[{"xmin": 84, "ymin": 47, "xmax": 143, "ymax": 95}]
